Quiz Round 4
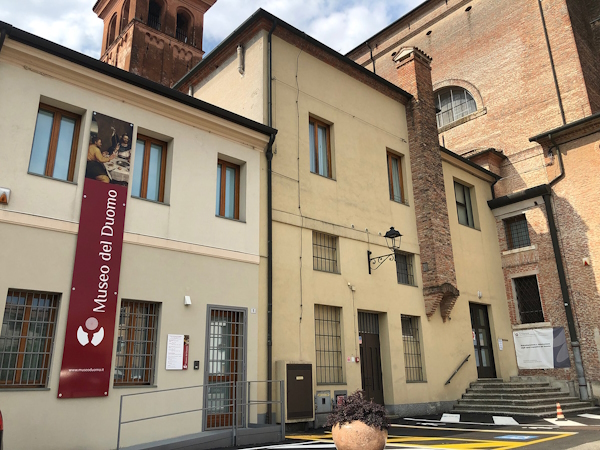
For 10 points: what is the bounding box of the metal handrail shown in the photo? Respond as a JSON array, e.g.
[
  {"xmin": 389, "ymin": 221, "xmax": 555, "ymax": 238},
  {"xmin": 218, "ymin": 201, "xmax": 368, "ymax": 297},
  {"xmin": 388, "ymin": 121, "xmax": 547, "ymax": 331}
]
[
  {"xmin": 116, "ymin": 380, "xmax": 284, "ymax": 450},
  {"xmin": 444, "ymin": 354, "xmax": 471, "ymax": 385}
]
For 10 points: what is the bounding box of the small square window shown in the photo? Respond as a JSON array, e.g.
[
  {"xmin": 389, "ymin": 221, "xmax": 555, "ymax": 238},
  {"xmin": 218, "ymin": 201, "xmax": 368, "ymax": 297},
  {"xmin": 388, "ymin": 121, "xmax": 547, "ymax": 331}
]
[
  {"xmin": 312, "ymin": 231, "xmax": 339, "ymax": 273},
  {"xmin": 454, "ymin": 181, "xmax": 474, "ymax": 228},
  {"xmin": 216, "ymin": 159, "xmax": 240, "ymax": 220},
  {"xmin": 114, "ymin": 300, "xmax": 159, "ymax": 386},
  {"xmin": 0, "ymin": 289, "xmax": 60, "ymax": 388},
  {"xmin": 132, "ymin": 135, "xmax": 167, "ymax": 202},
  {"xmin": 28, "ymin": 104, "xmax": 81, "ymax": 182},
  {"xmin": 513, "ymin": 276, "xmax": 544, "ymax": 324},
  {"xmin": 395, "ymin": 252, "xmax": 415, "ymax": 286},
  {"xmin": 309, "ymin": 117, "xmax": 332, "ymax": 178},
  {"xmin": 504, "ymin": 215, "xmax": 531, "ymax": 250},
  {"xmin": 387, "ymin": 151, "xmax": 405, "ymax": 204}
]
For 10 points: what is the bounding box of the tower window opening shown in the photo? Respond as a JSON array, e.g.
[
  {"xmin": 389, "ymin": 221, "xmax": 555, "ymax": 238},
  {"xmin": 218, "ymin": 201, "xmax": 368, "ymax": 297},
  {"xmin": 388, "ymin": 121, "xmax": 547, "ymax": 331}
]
[
  {"xmin": 148, "ymin": 1, "xmax": 161, "ymax": 31},
  {"xmin": 107, "ymin": 14, "xmax": 118, "ymax": 48},
  {"xmin": 176, "ymin": 13, "xmax": 190, "ymax": 43},
  {"xmin": 120, "ymin": 0, "xmax": 130, "ymax": 33}
]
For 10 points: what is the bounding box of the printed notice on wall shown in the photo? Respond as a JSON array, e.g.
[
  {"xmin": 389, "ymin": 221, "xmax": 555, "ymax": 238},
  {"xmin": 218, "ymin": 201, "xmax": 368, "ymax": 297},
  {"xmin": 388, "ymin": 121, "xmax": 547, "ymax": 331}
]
[
  {"xmin": 166, "ymin": 334, "xmax": 185, "ymax": 370},
  {"xmin": 513, "ymin": 327, "xmax": 571, "ymax": 369}
]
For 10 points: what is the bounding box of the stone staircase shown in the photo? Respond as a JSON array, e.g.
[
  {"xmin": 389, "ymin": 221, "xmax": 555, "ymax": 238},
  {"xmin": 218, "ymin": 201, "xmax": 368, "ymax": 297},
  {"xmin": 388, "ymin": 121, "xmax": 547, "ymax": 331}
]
[{"xmin": 453, "ymin": 377, "xmax": 595, "ymax": 417}]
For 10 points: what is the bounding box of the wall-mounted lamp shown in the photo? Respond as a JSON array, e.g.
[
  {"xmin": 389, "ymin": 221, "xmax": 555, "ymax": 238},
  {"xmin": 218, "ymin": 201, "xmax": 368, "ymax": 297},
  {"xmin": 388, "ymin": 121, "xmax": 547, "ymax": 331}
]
[
  {"xmin": 367, "ymin": 227, "xmax": 402, "ymax": 274},
  {"xmin": 184, "ymin": 295, "xmax": 192, "ymax": 306}
]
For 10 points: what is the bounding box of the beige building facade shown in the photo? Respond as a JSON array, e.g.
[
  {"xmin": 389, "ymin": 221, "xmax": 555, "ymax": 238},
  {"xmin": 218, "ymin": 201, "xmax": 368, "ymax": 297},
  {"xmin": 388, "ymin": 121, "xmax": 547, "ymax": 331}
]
[
  {"xmin": 0, "ymin": 26, "xmax": 275, "ymax": 450},
  {"xmin": 178, "ymin": 10, "xmax": 519, "ymax": 422}
]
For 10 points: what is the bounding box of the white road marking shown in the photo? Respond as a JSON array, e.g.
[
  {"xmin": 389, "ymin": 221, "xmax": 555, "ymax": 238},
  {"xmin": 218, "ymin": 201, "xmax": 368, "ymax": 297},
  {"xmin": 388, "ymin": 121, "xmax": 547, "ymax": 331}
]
[
  {"xmin": 493, "ymin": 416, "xmax": 520, "ymax": 425},
  {"xmin": 544, "ymin": 418, "xmax": 587, "ymax": 427},
  {"xmin": 440, "ymin": 413, "xmax": 461, "ymax": 423},
  {"xmin": 578, "ymin": 413, "xmax": 600, "ymax": 420}
]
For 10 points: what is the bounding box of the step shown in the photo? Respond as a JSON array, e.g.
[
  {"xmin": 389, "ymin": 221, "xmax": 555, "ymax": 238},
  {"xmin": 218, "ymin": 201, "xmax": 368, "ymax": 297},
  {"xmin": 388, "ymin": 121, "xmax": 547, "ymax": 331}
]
[
  {"xmin": 454, "ymin": 401, "xmax": 594, "ymax": 414},
  {"xmin": 475, "ymin": 378, "xmax": 504, "ymax": 383},
  {"xmin": 470, "ymin": 382, "xmax": 551, "ymax": 389},
  {"xmin": 451, "ymin": 405, "xmax": 597, "ymax": 418},
  {"xmin": 462, "ymin": 391, "xmax": 571, "ymax": 400},
  {"xmin": 465, "ymin": 387, "xmax": 562, "ymax": 395},
  {"xmin": 457, "ymin": 396, "xmax": 581, "ymax": 407}
]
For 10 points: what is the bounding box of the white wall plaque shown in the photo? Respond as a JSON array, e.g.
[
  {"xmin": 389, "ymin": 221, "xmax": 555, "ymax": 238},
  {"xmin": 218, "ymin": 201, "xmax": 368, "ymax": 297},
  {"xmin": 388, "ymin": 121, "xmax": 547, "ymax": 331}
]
[{"xmin": 166, "ymin": 334, "xmax": 184, "ymax": 370}]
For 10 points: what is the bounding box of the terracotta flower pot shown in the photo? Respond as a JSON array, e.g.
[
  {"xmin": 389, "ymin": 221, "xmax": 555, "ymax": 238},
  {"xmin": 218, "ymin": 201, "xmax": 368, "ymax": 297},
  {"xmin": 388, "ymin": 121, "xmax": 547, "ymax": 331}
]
[{"xmin": 332, "ymin": 420, "xmax": 388, "ymax": 450}]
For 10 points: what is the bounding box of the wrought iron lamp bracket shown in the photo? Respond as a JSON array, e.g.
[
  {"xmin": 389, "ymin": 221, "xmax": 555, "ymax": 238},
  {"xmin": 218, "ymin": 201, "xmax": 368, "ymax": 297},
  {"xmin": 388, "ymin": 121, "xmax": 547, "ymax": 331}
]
[{"xmin": 367, "ymin": 250, "xmax": 396, "ymax": 274}]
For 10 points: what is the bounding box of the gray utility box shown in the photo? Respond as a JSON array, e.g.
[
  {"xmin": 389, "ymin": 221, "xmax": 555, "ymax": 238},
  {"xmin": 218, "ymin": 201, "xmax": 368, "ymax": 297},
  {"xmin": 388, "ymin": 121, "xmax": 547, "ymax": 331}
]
[
  {"xmin": 314, "ymin": 391, "xmax": 331, "ymax": 428},
  {"xmin": 276, "ymin": 361, "xmax": 314, "ymax": 423}
]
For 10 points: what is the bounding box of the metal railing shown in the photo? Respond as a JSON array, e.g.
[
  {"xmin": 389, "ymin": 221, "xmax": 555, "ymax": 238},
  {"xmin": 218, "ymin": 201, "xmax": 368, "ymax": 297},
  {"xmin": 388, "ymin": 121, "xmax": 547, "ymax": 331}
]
[
  {"xmin": 116, "ymin": 380, "xmax": 284, "ymax": 449},
  {"xmin": 445, "ymin": 354, "xmax": 470, "ymax": 385}
]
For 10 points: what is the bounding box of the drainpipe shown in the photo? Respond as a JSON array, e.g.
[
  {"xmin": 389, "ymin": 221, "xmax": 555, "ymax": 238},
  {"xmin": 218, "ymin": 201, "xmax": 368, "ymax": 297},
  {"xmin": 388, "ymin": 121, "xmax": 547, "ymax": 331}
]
[
  {"xmin": 366, "ymin": 42, "xmax": 376, "ymax": 74},
  {"xmin": 547, "ymin": 134, "xmax": 565, "ymax": 186},
  {"xmin": 0, "ymin": 26, "xmax": 8, "ymax": 53},
  {"xmin": 538, "ymin": 0, "xmax": 566, "ymax": 125},
  {"xmin": 237, "ymin": 44, "xmax": 245, "ymax": 76},
  {"xmin": 266, "ymin": 18, "xmax": 277, "ymax": 426},
  {"xmin": 542, "ymin": 193, "xmax": 588, "ymax": 400}
]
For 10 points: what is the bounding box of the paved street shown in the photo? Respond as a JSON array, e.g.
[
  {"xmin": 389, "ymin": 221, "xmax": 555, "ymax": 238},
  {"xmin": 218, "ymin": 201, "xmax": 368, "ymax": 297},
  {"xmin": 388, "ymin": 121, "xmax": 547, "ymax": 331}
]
[{"xmin": 235, "ymin": 409, "xmax": 600, "ymax": 450}]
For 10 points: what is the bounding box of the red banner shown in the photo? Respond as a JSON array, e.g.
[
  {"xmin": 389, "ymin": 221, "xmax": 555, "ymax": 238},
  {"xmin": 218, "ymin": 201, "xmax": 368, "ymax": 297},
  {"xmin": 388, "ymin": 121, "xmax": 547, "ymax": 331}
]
[{"xmin": 58, "ymin": 112, "xmax": 133, "ymax": 398}]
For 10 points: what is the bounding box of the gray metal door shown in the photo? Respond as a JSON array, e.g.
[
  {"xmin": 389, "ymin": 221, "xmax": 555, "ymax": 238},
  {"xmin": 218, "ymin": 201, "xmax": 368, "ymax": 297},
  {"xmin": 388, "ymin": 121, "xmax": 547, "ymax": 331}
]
[{"xmin": 358, "ymin": 312, "xmax": 384, "ymax": 405}]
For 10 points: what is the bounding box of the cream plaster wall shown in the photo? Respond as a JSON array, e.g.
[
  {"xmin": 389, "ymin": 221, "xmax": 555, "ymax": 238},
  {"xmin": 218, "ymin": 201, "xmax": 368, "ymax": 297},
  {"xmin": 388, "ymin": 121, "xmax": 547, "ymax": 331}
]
[
  {"xmin": 193, "ymin": 31, "xmax": 267, "ymax": 124},
  {"xmin": 0, "ymin": 39, "xmax": 266, "ymax": 449}
]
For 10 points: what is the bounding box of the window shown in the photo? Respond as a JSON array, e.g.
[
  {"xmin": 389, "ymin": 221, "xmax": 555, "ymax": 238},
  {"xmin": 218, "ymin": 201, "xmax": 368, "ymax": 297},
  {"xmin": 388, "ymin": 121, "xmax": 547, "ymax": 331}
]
[
  {"xmin": 0, "ymin": 290, "xmax": 59, "ymax": 388},
  {"xmin": 395, "ymin": 252, "xmax": 415, "ymax": 286},
  {"xmin": 216, "ymin": 160, "xmax": 240, "ymax": 220},
  {"xmin": 387, "ymin": 151, "xmax": 405, "ymax": 204},
  {"xmin": 309, "ymin": 117, "xmax": 332, "ymax": 178},
  {"xmin": 114, "ymin": 300, "xmax": 159, "ymax": 386},
  {"xmin": 436, "ymin": 87, "xmax": 477, "ymax": 128},
  {"xmin": 312, "ymin": 231, "xmax": 339, "ymax": 273},
  {"xmin": 314, "ymin": 305, "xmax": 343, "ymax": 384},
  {"xmin": 504, "ymin": 214, "xmax": 531, "ymax": 250},
  {"xmin": 148, "ymin": 0, "xmax": 161, "ymax": 30},
  {"xmin": 107, "ymin": 14, "xmax": 118, "ymax": 48},
  {"xmin": 132, "ymin": 134, "xmax": 167, "ymax": 202},
  {"xmin": 120, "ymin": 0, "xmax": 130, "ymax": 33},
  {"xmin": 28, "ymin": 103, "xmax": 81, "ymax": 182},
  {"xmin": 513, "ymin": 276, "xmax": 544, "ymax": 324},
  {"xmin": 176, "ymin": 11, "xmax": 191, "ymax": 43},
  {"xmin": 401, "ymin": 315, "xmax": 424, "ymax": 382},
  {"xmin": 454, "ymin": 181, "xmax": 474, "ymax": 228}
]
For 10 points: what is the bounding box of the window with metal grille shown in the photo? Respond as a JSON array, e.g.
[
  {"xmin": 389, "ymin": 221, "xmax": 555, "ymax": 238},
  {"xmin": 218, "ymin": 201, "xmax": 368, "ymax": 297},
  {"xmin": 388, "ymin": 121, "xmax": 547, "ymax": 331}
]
[
  {"xmin": 395, "ymin": 252, "xmax": 415, "ymax": 286},
  {"xmin": 314, "ymin": 305, "xmax": 343, "ymax": 384},
  {"xmin": 0, "ymin": 289, "xmax": 59, "ymax": 388},
  {"xmin": 313, "ymin": 231, "xmax": 339, "ymax": 273},
  {"xmin": 148, "ymin": 0, "xmax": 161, "ymax": 30},
  {"xmin": 435, "ymin": 87, "xmax": 477, "ymax": 128},
  {"xmin": 513, "ymin": 276, "xmax": 545, "ymax": 324},
  {"xmin": 401, "ymin": 315, "xmax": 424, "ymax": 382},
  {"xmin": 114, "ymin": 300, "xmax": 159, "ymax": 386},
  {"xmin": 504, "ymin": 215, "xmax": 531, "ymax": 250},
  {"xmin": 205, "ymin": 307, "xmax": 245, "ymax": 429},
  {"xmin": 454, "ymin": 181, "xmax": 475, "ymax": 228}
]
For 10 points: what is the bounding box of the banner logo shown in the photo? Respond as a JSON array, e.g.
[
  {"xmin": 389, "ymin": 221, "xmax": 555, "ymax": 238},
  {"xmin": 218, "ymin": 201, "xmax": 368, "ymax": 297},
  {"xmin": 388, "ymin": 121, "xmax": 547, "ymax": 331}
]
[{"xmin": 76, "ymin": 317, "xmax": 105, "ymax": 346}]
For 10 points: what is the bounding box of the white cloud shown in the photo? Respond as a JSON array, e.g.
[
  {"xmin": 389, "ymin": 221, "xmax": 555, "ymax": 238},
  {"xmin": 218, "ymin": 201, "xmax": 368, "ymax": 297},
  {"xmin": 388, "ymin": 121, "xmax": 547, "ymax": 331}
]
[{"xmin": 0, "ymin": 0, "xmax": 424, "ymax": 58}]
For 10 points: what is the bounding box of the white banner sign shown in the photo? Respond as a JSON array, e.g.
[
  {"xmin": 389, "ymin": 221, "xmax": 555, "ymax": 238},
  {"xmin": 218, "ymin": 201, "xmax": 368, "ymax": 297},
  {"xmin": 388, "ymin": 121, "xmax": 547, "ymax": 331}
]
[{"xmin": 513, "ymin": 329, "xmax": 553, "ymax": 369}]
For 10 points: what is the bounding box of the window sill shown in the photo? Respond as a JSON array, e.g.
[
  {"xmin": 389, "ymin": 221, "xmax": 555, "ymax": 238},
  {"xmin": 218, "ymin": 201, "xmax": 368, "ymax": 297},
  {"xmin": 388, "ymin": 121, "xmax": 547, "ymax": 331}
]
[
  {"xmin": 113, "ymin": 384, "xmax": 158, "ymax": 389},
  {"xmin": 28, "ymin": 171, "xmax": 77, "ymax": 185},
  {"xmin": 0, "ymin": 387, "xmax": 51, "ymax": 391},
  {"xmin": 512, "ymin": 322, "xmax": 552, "ymax": 330},
  {"xmin": 406, "ymin": 380, "xmax": 427, "ymax": 384},
  {"xmin": 458, "ymin": 223, "xmax": 480, "ymax": 231},
  {"xmin": 215, "ymin": 214, "xmax": 246, "ymax": 224},
  {"xmin": 313, "ymin": 268, "xmax": 341, "ymax": 275},
  {"xmin": 390, "ymin": 198, "xmax": 410, "ymax": 207},
  {"xmin": 502, "ymin": 244, "xmax": 537, "ymax": 256},
  {"xmin": 316, "ymin": 382, "xmax": 347, "ymax": 386},
  {"xmin": 310, "ymin": 171, "xmax": 336, "ymax": 181},
  {"xmin": 132, "ymin": 195, "xmax": 170, "ymax": 206},
  {"xmin": 438, "ymin": 107, "xmax": 487, "ymax": 133},
  {"xmin": 398, "ymin": 282, "xmax": 418, "ymax": 288}
]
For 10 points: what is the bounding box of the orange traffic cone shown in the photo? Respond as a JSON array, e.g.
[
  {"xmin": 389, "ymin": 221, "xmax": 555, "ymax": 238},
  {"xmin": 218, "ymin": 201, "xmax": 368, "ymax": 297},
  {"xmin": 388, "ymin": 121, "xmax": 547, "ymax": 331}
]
[{"xmin": 556, "ymin": 402, "xmax": 566, "ymax": 420}]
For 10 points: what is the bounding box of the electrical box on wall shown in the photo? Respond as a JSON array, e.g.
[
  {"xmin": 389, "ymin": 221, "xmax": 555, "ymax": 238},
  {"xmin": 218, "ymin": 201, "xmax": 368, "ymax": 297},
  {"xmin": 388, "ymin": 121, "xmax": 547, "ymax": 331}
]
[{"xmin": 276, "ymin": 361, "xmax": 314, "ymax": 424}]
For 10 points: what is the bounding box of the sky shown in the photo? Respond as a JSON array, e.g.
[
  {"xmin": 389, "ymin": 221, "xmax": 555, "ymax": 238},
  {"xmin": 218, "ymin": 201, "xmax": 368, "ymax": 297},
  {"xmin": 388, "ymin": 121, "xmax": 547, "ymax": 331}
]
[{"xmin": 0, "ymin": 0, "xmax": 424, "ymax": 58}]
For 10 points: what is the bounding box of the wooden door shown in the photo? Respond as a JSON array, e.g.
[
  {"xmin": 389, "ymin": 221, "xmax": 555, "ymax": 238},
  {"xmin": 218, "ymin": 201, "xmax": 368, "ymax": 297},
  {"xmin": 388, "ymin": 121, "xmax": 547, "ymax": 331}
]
[{"xmin": 358, "ymin": 312, "xmax": 384, "ymax": 405}]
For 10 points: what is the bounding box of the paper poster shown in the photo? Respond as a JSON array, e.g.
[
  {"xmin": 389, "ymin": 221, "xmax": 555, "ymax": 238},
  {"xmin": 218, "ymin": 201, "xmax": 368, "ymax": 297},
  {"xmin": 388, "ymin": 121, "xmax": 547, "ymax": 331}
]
[
  {"xmin": 166, "ymin": 334, "xmax": 185, "ymax": 370},
  {"xmin": 513, "ymin": 327, "xmax": 570, "ymax": 369}
]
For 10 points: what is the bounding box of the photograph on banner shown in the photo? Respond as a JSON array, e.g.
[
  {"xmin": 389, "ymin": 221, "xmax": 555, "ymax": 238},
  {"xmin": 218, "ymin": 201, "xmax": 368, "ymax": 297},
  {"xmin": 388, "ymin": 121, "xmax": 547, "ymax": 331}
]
[{"xmin": 86, "ymin": 112, "xmax": 134, "ymax": 185}]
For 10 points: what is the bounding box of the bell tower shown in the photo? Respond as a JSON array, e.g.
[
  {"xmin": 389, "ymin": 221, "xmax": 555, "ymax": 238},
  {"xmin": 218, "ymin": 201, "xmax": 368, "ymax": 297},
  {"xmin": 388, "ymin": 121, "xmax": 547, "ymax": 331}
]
[{"xmin": 94, "ymin": 0, "xmax": 216, "ymax": 87}]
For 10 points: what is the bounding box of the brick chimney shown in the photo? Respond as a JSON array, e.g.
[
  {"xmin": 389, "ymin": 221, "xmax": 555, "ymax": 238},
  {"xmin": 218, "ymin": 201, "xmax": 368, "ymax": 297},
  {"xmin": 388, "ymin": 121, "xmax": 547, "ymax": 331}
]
[{"xmin": 395, "ymin": 47, "xmax": 459, "ymax": 321}]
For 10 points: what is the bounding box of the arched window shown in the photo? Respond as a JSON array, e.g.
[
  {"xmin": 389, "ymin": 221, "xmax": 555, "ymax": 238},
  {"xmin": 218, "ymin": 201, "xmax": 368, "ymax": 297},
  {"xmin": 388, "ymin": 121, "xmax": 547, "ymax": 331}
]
[
  {"xmin": 435, "ymin": 87, "xmax": 477, "ymax": 128},
  {"xmin": 176, "ymin": 11, "xmax": 191, "ymax": 43},
  {"xmin": 120, "ymin": 0, "xmax": 130, "ymax": 33},
  {"xmin": 107, "ymin": 14, "xmax": 118, "ymax": 48},
  {"xmin": 148, "ymin": 0, "xmax": 162, "ymax": 31}
]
